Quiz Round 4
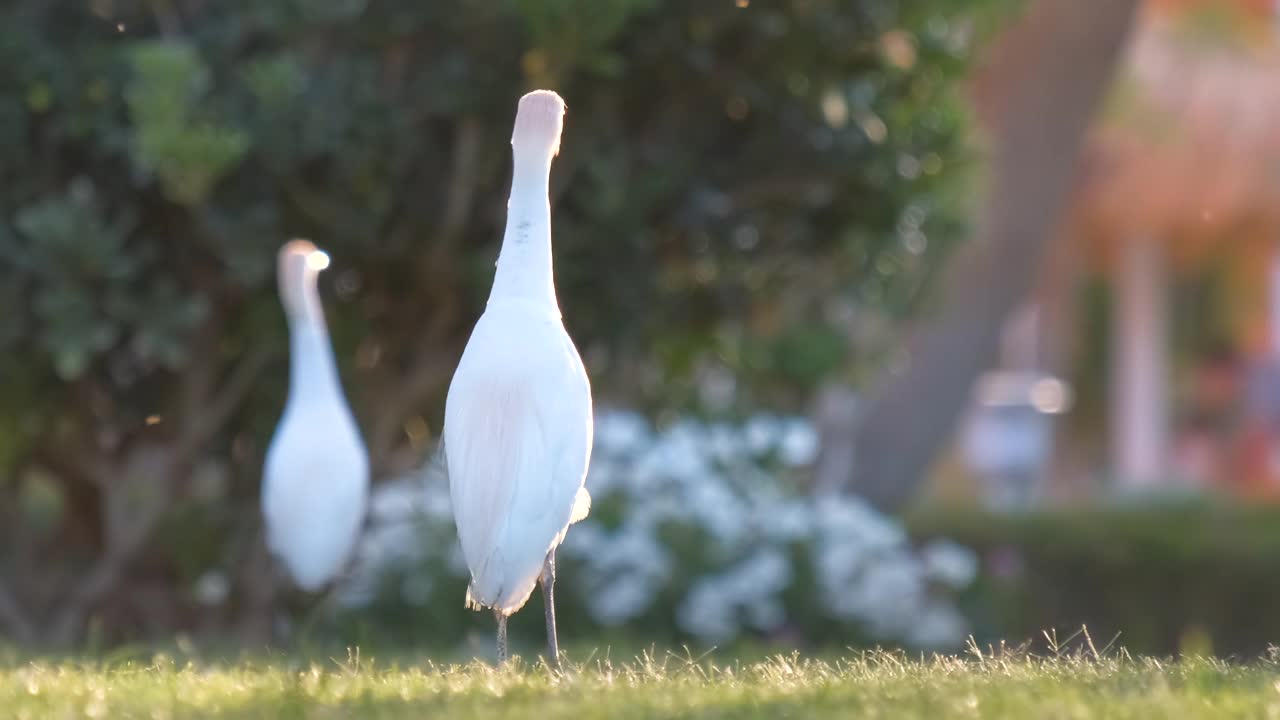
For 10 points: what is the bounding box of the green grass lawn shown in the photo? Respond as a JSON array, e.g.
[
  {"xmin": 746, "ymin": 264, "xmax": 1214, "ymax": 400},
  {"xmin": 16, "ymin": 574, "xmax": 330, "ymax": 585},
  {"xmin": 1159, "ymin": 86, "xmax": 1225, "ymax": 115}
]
[{"xmin": 3, "ymin": 648, "xmax": 1280, "ymax": 719}]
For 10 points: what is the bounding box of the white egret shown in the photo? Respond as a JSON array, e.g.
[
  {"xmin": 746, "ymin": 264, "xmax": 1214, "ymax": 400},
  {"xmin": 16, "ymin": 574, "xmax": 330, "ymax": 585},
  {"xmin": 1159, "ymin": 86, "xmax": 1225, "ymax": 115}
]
[
  {"xmin": 263, "ymin": 240, "xmax": 370, "ymax": 592},
  {"xmin": 444, "ymin": 90, "xmax": 592, "ymax": 667}
]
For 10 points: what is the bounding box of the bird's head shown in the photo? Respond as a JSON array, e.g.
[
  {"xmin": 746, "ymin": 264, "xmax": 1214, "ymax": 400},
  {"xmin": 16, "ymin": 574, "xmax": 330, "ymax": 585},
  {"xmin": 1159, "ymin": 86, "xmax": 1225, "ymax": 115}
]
[
  {"xmin": 277, "ymin": 239, "xmax": 330, "ymax": 320},
  {"xmin": 511, "ymin": 90, "xmax": 566, "ymax": 162}
]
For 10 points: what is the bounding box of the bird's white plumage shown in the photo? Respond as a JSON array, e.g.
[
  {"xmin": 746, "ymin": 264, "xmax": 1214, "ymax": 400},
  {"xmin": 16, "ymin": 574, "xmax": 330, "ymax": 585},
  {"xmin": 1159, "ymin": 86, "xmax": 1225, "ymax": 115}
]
[
  {"xmin": 446, "ymin": 304, "xmax": 592, "ymax": 614},
  {"xmin": 263, "ymin": 240, "xmax": 370, "ymax": 591},
  {"xmin": 444, "ymin": 90, "xmax": 593, "ymax": 617}
]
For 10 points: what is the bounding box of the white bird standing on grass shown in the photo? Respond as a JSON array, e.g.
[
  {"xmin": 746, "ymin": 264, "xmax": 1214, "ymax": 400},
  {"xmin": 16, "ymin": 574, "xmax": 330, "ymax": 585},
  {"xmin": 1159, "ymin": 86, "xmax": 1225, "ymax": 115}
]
[
  {"xmin": 264, "ymin": 240, "xmax": 370, "ymax": 592},
  {"xmin": 444, "ymin": 90, "xmax": 592, "ymax": 668}
]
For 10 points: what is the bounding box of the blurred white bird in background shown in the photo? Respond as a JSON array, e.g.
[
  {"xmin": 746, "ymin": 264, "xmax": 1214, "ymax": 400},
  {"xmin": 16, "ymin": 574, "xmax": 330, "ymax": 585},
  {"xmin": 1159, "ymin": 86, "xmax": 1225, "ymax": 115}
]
[
  {"xmin": 263, "ymin": 240, "xmax": 370, "ymax": 593},
  {"xmin": 444, "ymin": 90, "xmax": 593, "ymax": 668}
]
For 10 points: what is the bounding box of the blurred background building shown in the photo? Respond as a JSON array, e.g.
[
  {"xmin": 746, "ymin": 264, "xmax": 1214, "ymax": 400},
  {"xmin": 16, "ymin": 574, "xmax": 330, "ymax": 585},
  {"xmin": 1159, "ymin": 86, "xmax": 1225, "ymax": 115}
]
[{"xmin": 952, "ymin": 0, "xmax": 1280, "ymax": 507}]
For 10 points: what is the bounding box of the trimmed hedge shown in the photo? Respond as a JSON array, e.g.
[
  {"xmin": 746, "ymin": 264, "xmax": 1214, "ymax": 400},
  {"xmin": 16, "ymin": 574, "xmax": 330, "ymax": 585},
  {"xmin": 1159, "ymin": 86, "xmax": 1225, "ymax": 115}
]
[{"xmin": 907, "ymin": 501, "xmax": 1280, "ymax": 657}]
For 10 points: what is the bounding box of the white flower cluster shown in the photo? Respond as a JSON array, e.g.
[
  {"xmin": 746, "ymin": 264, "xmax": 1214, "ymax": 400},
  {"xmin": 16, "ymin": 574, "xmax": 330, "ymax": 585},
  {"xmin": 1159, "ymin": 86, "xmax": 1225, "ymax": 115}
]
[
  {"xmin": 336, "ymin": 458, "xmax": 460, "ymax": 609},
  {"xmin": 337, "ymin": 408, "xmax": 978, "ymax": 649}
]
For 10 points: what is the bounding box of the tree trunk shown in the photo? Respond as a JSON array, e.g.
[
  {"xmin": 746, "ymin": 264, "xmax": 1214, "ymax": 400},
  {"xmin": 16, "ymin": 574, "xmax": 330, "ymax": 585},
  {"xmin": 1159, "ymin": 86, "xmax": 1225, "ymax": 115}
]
[{"xmin": 838, "ymin": 0, "xmax": 1141, "ymax": 511}]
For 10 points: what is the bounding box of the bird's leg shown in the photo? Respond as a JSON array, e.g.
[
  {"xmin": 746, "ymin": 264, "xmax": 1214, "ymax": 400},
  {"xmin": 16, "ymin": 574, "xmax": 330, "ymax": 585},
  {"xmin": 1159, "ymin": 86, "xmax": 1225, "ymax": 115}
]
[
  {"xmin": 238, "ymin": 528, "xmax": 283, "ymax": 647},
  {"xmin": 296, "ymin": 583, "xmax": 339, "ymax": 651},
  {"xmin": 495, "ymin": 611, "xmax": 509, "ymax": 666},
  {"xmin": 540, "ymin": 548, "xmax": 560, "ymax": 669}
]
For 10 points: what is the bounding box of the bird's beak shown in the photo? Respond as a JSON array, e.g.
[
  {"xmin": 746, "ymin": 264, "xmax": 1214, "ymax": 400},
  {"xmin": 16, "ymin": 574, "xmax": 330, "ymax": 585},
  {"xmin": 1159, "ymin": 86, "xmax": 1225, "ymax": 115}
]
[{"xmin": 307, "ymin": 250, "xmax": 331, "ymax": 271}]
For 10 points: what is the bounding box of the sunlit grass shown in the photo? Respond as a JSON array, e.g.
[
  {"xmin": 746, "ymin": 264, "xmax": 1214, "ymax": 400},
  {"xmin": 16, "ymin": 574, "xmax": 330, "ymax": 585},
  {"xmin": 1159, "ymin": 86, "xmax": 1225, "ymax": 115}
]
[{"xmin": 2, "ymin": 644, "xmax": 1279, "ymax": 718}]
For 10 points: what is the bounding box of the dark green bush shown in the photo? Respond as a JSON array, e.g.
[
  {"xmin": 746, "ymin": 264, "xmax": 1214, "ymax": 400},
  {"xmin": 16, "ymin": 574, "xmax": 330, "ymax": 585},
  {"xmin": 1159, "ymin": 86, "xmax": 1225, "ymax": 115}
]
[
  {"xmin": 0, "ymin": 0, "xmax": 997, "ymax": 645},
  {"xmin": 907, "ymin": 502, "xmax": 1280, "ymax": 657}
]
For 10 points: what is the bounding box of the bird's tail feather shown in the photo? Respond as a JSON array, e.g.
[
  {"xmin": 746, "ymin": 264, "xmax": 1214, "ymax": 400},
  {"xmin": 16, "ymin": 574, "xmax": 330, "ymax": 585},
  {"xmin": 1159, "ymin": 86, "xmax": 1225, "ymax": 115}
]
[
  {"xmin": 465, "ymin": 584, "xmax": 484, "ymax": 611},
  {"xmin": 569, "ymin": 487, "xmax": 591, "ymax": 524}
]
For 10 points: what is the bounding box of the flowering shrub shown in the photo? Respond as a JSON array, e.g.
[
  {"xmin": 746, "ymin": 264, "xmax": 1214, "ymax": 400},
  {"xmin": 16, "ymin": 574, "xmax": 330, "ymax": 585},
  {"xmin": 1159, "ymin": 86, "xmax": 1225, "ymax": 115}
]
[{"xmin": 337, "ymin": 409, "xmax": 977, "ymax": 650}]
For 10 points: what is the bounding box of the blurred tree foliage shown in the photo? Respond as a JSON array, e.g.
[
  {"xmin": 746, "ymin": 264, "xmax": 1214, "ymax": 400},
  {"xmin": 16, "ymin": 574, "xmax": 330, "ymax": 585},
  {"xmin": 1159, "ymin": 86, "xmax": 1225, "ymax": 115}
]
[{"xmin": 0, "ymin": 0, "xmax": 989, "ymax": 644}]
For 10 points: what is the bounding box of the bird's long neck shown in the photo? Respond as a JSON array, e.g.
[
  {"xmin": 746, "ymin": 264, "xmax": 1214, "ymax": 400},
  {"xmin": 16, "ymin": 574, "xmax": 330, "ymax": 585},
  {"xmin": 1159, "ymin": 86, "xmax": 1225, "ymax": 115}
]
[
  {"xmin": 285, "ymin": 285, "xmax": 344, "ymax": 408},
  {"xmin": 489, "ymin": 152, "xmax": 559, "ymax": 312}
]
